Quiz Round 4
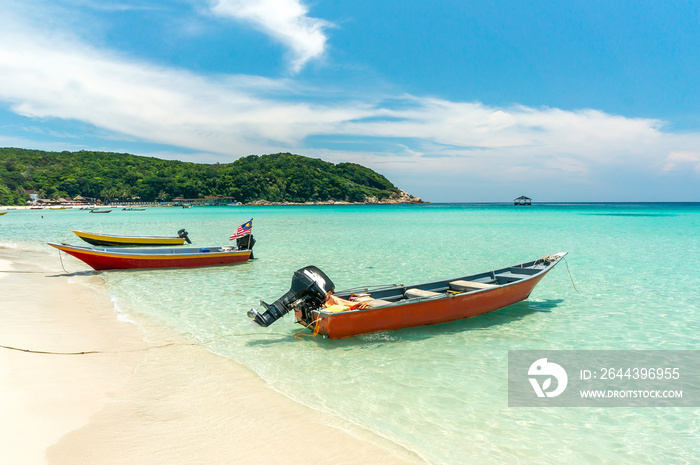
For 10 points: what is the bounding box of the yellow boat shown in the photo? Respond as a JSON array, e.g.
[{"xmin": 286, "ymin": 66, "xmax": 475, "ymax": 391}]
[{"xmin": 70, "ymin": 229, "xmax": 191, "ymax": 246}]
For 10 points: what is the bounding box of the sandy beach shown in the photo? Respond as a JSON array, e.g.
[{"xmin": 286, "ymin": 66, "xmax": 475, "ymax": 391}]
[{"xmin": 0, "ymin": 247, "xmax": 425, "ymax": 465}]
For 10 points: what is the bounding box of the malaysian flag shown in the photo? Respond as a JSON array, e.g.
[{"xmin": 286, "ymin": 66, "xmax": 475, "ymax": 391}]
[{"xmin": 229, "ymin": 219, "xmax": 253, "ymax": 240}]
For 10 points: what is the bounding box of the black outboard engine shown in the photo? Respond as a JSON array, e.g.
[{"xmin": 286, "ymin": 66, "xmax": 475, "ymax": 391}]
[
  {"xmin": 177, "ymin": 229, "xmax": 192, "ymax": 244},
  {"xmin": 236, "ymin": 234, "xmax": 256, "ymax": 259},
  {"xmin": 248, "ymin": 266, "xmax": 334, "ymax": 327}
]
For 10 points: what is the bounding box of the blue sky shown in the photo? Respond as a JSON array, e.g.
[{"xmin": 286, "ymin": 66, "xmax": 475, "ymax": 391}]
[{"xmin": 1, "ymin": 0, "xmax": 699, "ymax": 202}]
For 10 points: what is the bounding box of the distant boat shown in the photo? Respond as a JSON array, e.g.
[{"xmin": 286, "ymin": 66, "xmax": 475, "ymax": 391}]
[
  {"xmin": 48, "ymin": 243, "xmax": 253, "ymax": 270},
  {"xmin": 90, "ymin": 209, "xmax": 112, "ymax": 213},
  {"xmin": 71, "ymin": 229, "xmax": 191, "ymax": 247},
  {"xmin": 0, "ymin": 211, "xmax": 6, "ymax": 216},
  {"xmin": 249, "ymin": 253, "xmax": 567, "ymax": 339},
  {"xmin": 122, "ymin": 207, "xmax": 146, "ymax": 211}
]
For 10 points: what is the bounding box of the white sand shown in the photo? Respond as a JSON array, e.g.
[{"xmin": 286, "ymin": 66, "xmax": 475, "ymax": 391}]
[{"xmin": 0, "ymin": 248, "xmax": 426, "ymax": 465}]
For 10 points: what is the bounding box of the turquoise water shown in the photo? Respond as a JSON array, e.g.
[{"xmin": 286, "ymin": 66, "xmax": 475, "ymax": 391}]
[{"xmin": 2, "ymin": 203, "xmax": 698, "ymax": 464}]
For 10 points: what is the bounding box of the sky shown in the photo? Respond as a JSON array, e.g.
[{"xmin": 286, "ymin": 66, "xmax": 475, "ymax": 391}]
[{"xmin": 1, "ymin": 0, "xmax": 699, "ymax": 202}]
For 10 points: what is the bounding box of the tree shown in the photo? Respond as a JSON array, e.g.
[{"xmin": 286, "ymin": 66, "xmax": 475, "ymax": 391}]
[{"xmin": 0, "ymin": 183, "xmax": 13, "ymax": 205}]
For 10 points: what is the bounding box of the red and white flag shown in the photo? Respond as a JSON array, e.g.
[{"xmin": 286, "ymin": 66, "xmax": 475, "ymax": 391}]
[{"xmin": 229, "ymin": 219, "xmax": 252, "ymax": 240}]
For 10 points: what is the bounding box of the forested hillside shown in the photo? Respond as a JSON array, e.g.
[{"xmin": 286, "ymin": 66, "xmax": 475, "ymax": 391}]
[{"xmin": 0, "ymin": 148, "xmax": 412, "ymax": 205}]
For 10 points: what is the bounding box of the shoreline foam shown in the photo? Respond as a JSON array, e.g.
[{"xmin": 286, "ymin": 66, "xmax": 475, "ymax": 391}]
[{"xmin": 0, "ymin": 247, "xmax": 425, "ymax": 465}]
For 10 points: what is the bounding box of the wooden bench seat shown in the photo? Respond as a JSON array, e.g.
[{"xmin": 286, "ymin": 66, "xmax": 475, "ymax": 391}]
[
  {"xmin": 365, "ymin": 299, "xmax": 392, "ymax": 307},
  {"xmin": 405, "ymin": 288, "xmax": 441, "ymax": 299},
  {"xmin": 352, "ymin": 295, "xmax": 392, "ymax": 307},
  {"xmin": 449, "ymin": 280, "xmax": 497, "ymax": 292}
]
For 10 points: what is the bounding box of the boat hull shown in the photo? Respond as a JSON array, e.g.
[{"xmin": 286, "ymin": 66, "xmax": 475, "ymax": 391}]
[
  {"xmin": 48, "ymin": 243, "xmax": 250, "ymax": 270},
  {"xmin": 309, "ymin": 275, "xmax": 546, "ymax": 339},
  {"xmin": 71, "ymin": 229, "xmax": 187, "ymax": 246}
]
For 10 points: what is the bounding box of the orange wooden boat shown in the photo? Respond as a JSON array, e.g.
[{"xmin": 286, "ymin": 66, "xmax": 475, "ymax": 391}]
[{"xmin": 248, "ymin": 252, "xmax": 567, "ymax": 339}]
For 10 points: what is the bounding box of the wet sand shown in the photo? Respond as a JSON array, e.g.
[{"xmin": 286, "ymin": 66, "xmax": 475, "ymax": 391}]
[{"xmin": 0, "ymin": 247, "xmax": 426, "ymax": 465}]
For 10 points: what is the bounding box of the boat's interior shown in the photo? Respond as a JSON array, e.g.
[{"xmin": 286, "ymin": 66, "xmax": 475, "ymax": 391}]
[{"xmin": 334, "ymin": 260, "xmax": 553, "ymax": 308}]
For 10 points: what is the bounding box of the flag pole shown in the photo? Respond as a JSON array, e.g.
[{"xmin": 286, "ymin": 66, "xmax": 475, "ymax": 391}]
[{"xmin": 247, "ymin": 219, "xmax": 252, "ymax": 250}]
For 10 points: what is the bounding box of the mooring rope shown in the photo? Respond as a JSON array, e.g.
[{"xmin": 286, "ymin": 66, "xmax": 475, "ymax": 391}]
[
  {"xmin": 294, "ymin": 317, "xmax": 322, "ymax": 339},
  {"xmin": 563, "ymin": 257, "xmax": 579, "ymax": 293},
  {"xmin": 0, "ymin": 344, "xmax": 102, "ymax": 355},
  {"xmin": 58, "ymin": 249, "xmax": 69, "ymax": 273},
  {"xmin": 0, "ymin": 332, "xmax": 281, "ymax": 356}
]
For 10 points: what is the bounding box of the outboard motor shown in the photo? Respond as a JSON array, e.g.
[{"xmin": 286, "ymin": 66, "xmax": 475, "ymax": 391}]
[
  {"xmin": 177, "ymin": 229, "xmax": 192, "ymax": 244},
  {"xmin": 236, "ymin": 234, "xmax": 256, "ymax": 259},
  {"xmin": 248, "ymin": 266, "xmax": 334, "ymax": 327}
]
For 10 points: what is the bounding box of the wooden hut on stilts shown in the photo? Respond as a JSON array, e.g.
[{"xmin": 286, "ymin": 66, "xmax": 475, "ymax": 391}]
[{"xmin": 514, "ymin": 195, "xmax": 532, "ymax": 205}]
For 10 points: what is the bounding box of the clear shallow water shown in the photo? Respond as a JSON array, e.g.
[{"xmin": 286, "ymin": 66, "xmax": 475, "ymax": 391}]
[{"xmin": 2, "ymin": 203, "xmax": 698, "ymax": 464}]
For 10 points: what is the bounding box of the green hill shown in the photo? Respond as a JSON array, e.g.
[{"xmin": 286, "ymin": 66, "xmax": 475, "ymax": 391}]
[{"xmin": 0, "ymin": 148, "xmax": 420, "ymax": 205}]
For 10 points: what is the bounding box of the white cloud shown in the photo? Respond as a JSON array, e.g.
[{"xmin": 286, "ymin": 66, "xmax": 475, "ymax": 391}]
[
  {"xmin": 664, "ymin": 151, "xmax": 700, "ymax": 174},
  {"xmin": 0, "ymin": 22, "xmax": 367, "ymax": 155},
  {"xmin": 210, "ymin": 0, "xmax": 331, "ymax": 73},
  {"xmin": 325, "ymin": 98, "xmax": 681, "ymax": 180}
]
